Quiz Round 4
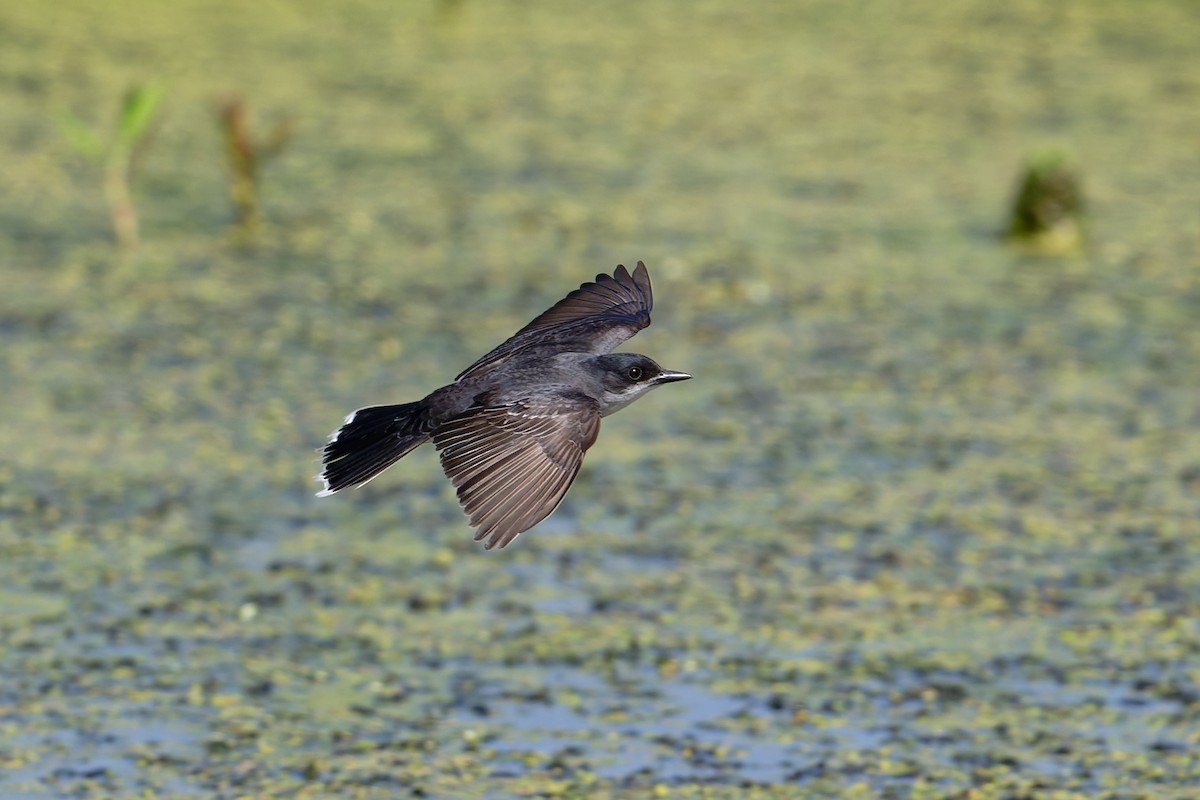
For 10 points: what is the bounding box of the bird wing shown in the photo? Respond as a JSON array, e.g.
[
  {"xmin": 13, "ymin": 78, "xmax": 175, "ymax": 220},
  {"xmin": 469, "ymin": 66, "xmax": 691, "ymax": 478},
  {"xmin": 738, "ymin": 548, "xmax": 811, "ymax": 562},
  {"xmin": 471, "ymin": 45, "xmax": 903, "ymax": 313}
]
[
  {"xmin": 456, "ymin": 262, "xmax": 653, "ymax": 380},
  {"xmin": 432, "ymin": 393, "xmax": 601, "ymax": 549}
]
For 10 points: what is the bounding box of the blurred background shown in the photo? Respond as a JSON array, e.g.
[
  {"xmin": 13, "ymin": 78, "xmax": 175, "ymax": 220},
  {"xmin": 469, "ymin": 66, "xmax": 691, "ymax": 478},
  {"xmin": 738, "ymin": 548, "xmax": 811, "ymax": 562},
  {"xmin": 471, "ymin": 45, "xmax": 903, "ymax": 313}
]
[{"xmin": 2, "ymin": 1, "xmax": 1199, "ymax": 797}]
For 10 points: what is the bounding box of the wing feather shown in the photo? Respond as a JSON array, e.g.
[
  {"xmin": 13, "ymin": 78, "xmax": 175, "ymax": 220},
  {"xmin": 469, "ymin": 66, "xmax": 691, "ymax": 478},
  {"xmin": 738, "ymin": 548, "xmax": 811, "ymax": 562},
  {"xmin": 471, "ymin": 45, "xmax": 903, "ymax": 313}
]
[
  {"xmin": 456, "ymin": 262, "xmax": 653, "ymax": 380},
  {"xmin": 432, "ymin": 395, "xmax": 601, "ymax": 549}
]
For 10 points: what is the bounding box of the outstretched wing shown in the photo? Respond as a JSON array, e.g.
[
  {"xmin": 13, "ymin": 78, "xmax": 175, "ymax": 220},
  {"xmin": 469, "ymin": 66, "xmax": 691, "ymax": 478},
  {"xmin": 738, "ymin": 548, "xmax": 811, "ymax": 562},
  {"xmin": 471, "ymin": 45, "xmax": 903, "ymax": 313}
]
[
  {"xmin": 456, "ymin": 262, "xmax": 653, "ymax": 380},
  {"xmin": 432, "ymin": 393, "xmax": 601, "ymax": 549}
]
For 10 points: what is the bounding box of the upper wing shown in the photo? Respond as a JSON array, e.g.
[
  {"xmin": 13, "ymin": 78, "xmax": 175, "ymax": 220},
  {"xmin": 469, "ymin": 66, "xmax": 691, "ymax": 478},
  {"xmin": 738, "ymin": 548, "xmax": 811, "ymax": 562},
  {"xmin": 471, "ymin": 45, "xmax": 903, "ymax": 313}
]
[
  {"xmin": 432, "ymin": 394, "xmax": 601, "ymax": 549},
  {"xmin": 456, "ymin": 262, "xmax": 653, "ymax": 380}
]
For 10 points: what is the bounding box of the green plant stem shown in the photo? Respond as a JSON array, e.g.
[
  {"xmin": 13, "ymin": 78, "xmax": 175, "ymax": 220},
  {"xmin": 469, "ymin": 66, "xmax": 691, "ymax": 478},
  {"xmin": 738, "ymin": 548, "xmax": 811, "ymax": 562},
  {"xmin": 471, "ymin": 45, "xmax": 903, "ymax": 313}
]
[{"xmin": 104, "ymin": 149, "xmax": 138, "ymax": 254}]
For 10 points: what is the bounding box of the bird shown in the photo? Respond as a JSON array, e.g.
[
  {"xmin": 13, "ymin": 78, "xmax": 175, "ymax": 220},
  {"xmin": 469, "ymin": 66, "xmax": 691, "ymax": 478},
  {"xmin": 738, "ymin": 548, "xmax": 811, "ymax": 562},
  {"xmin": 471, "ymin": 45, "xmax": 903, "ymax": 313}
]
[{"xmin": 316, "ymin": 261, "xmax": 691, "ymax": 549}]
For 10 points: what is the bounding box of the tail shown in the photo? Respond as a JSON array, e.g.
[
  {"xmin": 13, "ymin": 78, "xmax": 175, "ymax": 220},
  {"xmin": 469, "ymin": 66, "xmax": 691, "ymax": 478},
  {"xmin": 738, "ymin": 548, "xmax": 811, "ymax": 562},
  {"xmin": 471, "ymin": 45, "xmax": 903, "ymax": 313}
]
[{"xmin": 316, "ymin": 401, "xmax": 430, "ymax": 496}]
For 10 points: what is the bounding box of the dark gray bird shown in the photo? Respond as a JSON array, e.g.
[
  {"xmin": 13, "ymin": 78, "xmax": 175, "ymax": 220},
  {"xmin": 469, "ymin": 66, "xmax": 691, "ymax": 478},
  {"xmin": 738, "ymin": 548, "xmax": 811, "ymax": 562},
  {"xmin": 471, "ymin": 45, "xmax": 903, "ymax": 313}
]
[{"xmin": 316, "ymin": 261, "xmax": 691, "ymax": 549}]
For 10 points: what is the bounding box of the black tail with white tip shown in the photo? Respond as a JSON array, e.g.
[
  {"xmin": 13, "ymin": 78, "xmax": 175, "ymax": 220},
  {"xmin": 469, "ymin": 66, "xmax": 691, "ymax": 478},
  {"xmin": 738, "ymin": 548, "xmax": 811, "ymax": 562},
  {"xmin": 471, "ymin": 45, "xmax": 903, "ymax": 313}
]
[{"xmin": 316, "ymin": 402, "xmax": 429, "ymax": 496}]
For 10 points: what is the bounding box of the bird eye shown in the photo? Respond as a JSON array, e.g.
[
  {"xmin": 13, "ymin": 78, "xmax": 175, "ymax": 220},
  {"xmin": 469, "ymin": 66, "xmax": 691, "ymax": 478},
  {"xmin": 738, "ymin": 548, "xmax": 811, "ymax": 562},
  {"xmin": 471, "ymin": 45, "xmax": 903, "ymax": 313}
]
[{"xmin": 626, "ymin": 366, "xmax": 644, "ymax": 381}]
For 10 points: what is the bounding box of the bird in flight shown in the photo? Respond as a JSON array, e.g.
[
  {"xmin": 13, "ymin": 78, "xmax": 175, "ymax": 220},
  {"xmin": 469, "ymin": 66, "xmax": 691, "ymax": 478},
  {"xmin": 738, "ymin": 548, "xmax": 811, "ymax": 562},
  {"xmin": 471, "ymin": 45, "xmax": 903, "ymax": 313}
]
[{"xmin": 316, "ymin": 261, "xmax": 691, "ymax": 549}]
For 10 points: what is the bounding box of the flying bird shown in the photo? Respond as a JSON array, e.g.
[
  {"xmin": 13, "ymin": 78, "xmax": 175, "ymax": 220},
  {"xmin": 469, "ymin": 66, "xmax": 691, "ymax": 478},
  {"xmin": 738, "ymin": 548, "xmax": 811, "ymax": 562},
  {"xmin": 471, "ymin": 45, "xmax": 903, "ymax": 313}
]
[{"xmin": 316, "ymin": 261, "xmax": 691, "ymax": 549}]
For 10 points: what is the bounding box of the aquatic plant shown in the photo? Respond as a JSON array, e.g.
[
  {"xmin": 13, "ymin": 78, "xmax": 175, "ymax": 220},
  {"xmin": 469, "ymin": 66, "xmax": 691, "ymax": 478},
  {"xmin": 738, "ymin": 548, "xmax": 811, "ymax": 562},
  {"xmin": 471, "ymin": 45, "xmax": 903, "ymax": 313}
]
[
  {"xmin": 1006, "ymin": 151, "xmax": 1085, "ymax": 254},
  {"xmin": 61, "ymin": 83, "xmax": 165, "ymax": 255},
  {"xmin": 216, "ymin": 96, "xmax": 294, "ymax": 235}
]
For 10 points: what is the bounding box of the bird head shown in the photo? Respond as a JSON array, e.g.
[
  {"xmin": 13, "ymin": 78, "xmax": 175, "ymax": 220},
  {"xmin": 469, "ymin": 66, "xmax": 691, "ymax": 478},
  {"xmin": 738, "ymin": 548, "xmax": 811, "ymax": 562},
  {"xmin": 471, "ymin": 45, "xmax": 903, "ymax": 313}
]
[{"xmin": 589, "ymin": 353, "xmax": 691, "ymax": 417}]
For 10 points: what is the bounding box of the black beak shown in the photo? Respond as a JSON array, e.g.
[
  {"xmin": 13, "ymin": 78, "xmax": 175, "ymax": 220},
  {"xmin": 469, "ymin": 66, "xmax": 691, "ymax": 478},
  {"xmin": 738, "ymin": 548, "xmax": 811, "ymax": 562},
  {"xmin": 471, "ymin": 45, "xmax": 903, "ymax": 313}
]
[{"xmin": 653, "ymin": 370, "xmax": 692, "ymax": 385}]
